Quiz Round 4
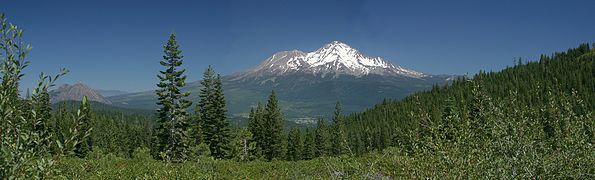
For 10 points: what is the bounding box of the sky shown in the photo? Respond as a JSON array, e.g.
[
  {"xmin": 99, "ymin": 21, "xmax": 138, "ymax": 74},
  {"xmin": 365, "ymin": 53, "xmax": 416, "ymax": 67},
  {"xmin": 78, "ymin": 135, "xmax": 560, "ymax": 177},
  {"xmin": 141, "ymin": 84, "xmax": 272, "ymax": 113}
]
[{"xmin": 2, "ymin": 0, "xmax": 594, "ymax": 92}]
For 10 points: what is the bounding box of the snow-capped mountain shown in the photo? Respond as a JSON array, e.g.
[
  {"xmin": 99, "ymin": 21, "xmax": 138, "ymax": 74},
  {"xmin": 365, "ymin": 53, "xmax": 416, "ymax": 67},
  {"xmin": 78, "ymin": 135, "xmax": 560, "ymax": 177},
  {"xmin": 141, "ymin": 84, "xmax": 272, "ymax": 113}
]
[
  {"xmin": 110, "ymin": 41, "xmax": 456, "ymax": 122},
  {"xmin": 235, "ymin": 41, "xmax": 426, "ymax": 79}
]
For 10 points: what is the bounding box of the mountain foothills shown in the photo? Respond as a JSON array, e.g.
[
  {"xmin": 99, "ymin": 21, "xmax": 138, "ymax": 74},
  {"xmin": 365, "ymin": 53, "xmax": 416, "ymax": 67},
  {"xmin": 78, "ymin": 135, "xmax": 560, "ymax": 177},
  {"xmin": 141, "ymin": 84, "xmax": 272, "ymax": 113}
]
[{"xmin": 108, "ymin": 41, "xmax": 454, "ymax": 122}]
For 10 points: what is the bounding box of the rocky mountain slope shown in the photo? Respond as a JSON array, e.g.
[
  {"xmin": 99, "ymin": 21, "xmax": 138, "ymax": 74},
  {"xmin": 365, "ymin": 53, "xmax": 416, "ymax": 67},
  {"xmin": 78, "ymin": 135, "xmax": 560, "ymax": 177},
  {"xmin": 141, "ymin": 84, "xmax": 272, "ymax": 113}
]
[{"xmin": 50, "ymin": 83, "xmax": 112, "ymax": 104}]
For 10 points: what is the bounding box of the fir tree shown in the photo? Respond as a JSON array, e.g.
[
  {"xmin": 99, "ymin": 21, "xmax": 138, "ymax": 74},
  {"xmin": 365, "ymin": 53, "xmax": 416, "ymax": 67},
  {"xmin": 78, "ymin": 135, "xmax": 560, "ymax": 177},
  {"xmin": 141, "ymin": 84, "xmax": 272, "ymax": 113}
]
[
  {"xmin": 190, "ymin": 105, "xmax": 203, "ymax": 146},
  {"xmin": 302, "ymin": 129, "xmax": 316, "ymax": 160},
  {"xmin": 197, "ymin": 66, "xmax": 231, "ymax": 159},
  {"xmin": 330, "ymin": 101, "xmax": 346, "ymax": 156},
  {"xmin": 262, "ymin": 90, "xmax": 284, "ymax": 160},
  {"xmin": 247, "ymin": 103, "xmax": 265, "ymax": 158},
  {"xmin": 153, "ymin": 33, "xmax": 192, "ymax": 161},
  {"xmin": 286, "ymin": 128, "xmax": 303, "ymax": 161},
  {"xmin": 314, "ymin": 118, "xmax": 331, "ymax": 157}
]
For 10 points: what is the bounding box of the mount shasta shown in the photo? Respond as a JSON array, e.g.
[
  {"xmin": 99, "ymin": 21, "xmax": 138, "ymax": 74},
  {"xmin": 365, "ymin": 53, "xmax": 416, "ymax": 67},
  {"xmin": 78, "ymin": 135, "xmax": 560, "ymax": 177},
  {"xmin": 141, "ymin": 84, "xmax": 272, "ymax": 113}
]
[{"xmin": 94, "ymin": 41, "xmax": 454, "ymax": 122}]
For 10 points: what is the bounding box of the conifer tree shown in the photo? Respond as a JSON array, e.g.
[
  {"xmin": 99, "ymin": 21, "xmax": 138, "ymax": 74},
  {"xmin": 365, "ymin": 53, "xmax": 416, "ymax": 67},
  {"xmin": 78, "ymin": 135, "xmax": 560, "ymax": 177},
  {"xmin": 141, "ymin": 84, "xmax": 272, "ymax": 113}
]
[
  {"xmin": 248, "ymin": 103, "xmax": 265, "ymax": 158},
  {"xmin": 262, "ymin": 90, "xmax": 284, "ymax": 160},
  {"xmin": 302, "ymin": 129, "xmax": 316, "ymax": 160},
  {"xmin": 440, "ymin": 97, "xmax": 460, "ymax": 142},
  {"xmin": 330, "ymin": 101, "xmax": 346, "ymax": 156},
  {"xmin": 314, "ymin": 118, "xmax": 331, "ymax": 157},
  {"xmin": 190, "ymin": 105, "xmax": 203, "ymax": 146},
  {"xmin": 197, "ymin": 66, "xmax": 231, "ymax": 159},
  {"xmin": 153, "ymin": 33, "xmax": 192, "ymax": 161},
  {"xmin": 468, "ymin": 80, "xmax": 495, "ymax": 144},
  {"xmin": 286, "ymin": 128, "xmax": 303, "ymax": 161}
]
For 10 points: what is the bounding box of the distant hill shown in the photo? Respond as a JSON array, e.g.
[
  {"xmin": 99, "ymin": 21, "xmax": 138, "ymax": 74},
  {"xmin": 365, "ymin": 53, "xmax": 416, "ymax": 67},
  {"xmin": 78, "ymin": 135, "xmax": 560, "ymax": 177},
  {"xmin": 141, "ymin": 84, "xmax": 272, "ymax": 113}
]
[
  {"xmin": 50, "ymin": 83, "xmax": 111, "ymax": 104},
  {"xmin": 96, "ymin": 89, "xmax": 129, "ymax": 97}
]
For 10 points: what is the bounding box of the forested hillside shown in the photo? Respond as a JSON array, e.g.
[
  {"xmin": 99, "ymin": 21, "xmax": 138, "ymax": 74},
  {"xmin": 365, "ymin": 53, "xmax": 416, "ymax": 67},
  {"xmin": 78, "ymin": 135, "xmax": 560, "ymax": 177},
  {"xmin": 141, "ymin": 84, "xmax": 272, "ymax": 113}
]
[
  {"xmin": 340, "ymin": 44, "xmax": 594, "ymax": 154},
  {"xmin": 332, "ymin": 44, "xmax": 594, "ymax": 177}
]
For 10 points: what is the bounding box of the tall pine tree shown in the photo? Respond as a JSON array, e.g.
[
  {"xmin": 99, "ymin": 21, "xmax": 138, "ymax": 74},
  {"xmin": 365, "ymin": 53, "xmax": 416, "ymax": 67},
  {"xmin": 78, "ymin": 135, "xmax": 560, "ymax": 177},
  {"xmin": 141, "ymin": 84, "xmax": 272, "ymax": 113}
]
[
  {"xmin": 314, "ymin": 118, "xmax": 331, "ymax": 157},
  {"xmin": 248, "ymin": 103, "xmax": 265, "ymax": 158},
  {"xmin": 153, "ymin": 33, "xmax": 192, "ymax": 161},
  {"xmin": 302, "ymin": 129, "xmax": 316, "ymax": 160},
  {"xmin": 262, "ymin": 90, "xmax": 284, "ymax": 160},
  {"xmin": 286, "ymin": 128, "xmax": 303, "ymax": 161},
  {"xmin": 330, "ymin": 101, "xmax": 346, "ymax": 156},
  {"xmin": 197, "ymin": 66, "xmax": 231, "ymax": 159}
]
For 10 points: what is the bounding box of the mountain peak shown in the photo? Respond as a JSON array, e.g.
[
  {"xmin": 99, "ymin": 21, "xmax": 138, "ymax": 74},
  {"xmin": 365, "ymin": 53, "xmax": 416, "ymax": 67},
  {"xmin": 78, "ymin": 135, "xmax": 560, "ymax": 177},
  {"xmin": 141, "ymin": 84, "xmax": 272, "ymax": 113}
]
[
  {"xmin": 50, "ymin": 83, "xmax": 111, "ymax": 104},
  {"xmin": 237, "ymin": 41, "xmax": 426, "ymax": 79},
  {"xmin": 324, "ymin": 40, "xmax": 351, "ymax": 48}
]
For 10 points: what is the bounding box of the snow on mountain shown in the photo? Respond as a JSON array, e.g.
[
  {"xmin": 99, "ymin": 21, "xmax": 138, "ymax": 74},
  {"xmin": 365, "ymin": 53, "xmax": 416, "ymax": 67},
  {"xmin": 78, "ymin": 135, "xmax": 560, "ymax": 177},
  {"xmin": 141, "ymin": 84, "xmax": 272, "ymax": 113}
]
[{"xmin": 235, "ymin": 41, "xmax": 426, "ymax": 79}]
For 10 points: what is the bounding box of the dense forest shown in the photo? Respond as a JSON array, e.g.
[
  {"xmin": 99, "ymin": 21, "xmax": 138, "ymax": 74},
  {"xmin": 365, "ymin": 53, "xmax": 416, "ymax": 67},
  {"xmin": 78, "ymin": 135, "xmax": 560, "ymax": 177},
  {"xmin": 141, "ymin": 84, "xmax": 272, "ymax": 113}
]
[{"xmin": 1, "ymin": 13, "xmax": 593, "ymax": 178}]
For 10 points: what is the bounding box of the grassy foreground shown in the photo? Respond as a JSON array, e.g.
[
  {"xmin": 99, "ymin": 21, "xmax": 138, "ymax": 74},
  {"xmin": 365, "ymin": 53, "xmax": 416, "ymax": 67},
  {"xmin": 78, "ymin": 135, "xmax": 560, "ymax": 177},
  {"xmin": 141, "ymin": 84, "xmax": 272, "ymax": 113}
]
[{"xmin": 55, "ymin": 147, "xmax": 594, "ymax": 179}]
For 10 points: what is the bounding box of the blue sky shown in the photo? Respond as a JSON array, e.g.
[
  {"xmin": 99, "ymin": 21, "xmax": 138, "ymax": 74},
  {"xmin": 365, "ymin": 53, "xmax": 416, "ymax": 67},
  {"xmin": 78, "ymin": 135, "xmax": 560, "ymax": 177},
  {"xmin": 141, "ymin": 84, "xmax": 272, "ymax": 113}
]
[{"xmin": 3, "ymin": 0, "xmax": 594, "ymax": 92}]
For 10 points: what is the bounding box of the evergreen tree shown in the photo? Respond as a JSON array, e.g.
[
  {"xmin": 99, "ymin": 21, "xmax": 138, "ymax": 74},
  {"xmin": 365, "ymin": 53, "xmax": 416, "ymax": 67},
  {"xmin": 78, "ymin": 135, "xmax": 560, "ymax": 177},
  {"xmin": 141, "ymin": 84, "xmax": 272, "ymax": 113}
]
[
  {"xmin": 286, "ymin": 128, "xmax": 303, "ymax": 161},
  {"xmin": 197, "ymin": 66, "xmax": 231, "ymax": 159},
  {"xmin": 262, "ymin": 90, "xmax": 284, "ymax": 160},
  {"xmin": 153, "ymin": 33, "xmax": 192, "ymax": 161},
  {"xmin": 190, "ymin": 105, "xmax": 203, "ymax": 146},
  {"xmin": 314, "ymin": 118, "xmax": 331, "ymax": 157},
  {"xmin": 247, "ymin": 103, "xmax": 265, "ymax": 158},
  {"xmin": 302, "ymin": 129, "xmax": 316, "ymax": 160},
  {"xmin": 330, "ymin": 101, "xmax": 346, "ymax": 156},
  {"xmin": 440, "ymin": 97, "xmax": 460, "ymax": 142}
]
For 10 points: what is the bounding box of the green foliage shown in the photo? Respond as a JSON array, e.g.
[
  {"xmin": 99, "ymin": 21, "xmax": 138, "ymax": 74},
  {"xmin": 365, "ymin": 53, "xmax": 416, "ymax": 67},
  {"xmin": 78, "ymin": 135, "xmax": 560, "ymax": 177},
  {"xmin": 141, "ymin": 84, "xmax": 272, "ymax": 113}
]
[
  {"xmin": 330, "ymin": 101, "xmax": 347, "ymax": 156},
  {"xmin": 247, "ymin": 103, "xmax": 264, "ymax": 158},
  {"xmin": 301, "ymin": 129, "xmax": 316, "ymax": 160},
  {"xmin": 74, "ymin": 96, "xmax": 93, "ymax": 158},
  {"xmin": 231, "ymin": 128, "xmax": 256, "ymax": 162},
  {"xmin": 153, "ymin": 33, "xmax": 193, "ymax": 161},
  {"xmin": 188, "ymin": 143, "xmax": 211, "ymax": 162},
  {"xmin": 0, "ymin": 13, "xmax": 82, "ymax": 178},
  {"xmin": 334, "ymin": 44, "xmax": 595, "ymax": 178},
  {"xmin": 286, "ymin": 128, "xmax": 303, "ymax": 161},
  {"xmin": 314, "ymin": 118, "xmax": 331, "ymax": 157},
  {"xmin": 251, "ymin": 90, "xmax": 285, "ymax": 161},
  {"xmin": 197, "ymin": 66, "xmax": 232, "ymax": 159}
]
